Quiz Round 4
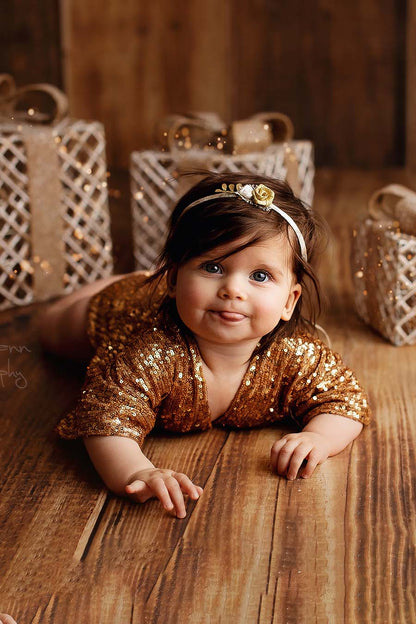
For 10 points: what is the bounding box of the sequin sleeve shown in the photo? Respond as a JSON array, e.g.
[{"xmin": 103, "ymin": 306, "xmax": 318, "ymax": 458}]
[
  {"xmin": 56, "ymin": 330, "xmax": 178, "ymax": 446},
  {"xmin": 280, "ymin": 335, "xmax": 371, "ymax": 426}
]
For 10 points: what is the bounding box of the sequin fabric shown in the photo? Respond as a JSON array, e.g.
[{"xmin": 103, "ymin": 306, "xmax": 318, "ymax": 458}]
[{"xmin": 56, "ymin": 274, "xmax": 371, "ymax": 446}]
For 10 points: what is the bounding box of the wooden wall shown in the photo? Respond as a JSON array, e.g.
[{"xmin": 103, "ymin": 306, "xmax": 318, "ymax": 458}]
[
  {"xmin": 407, "ymin": 0, "xmax": 416, "ymax": 172},
  {"xmin": 1, "ymin": 0, "xmax": 62, "ymax": 88},
  {"xmin": 1, "ymin": 0, "xmax": 409, "ymax": 169}
]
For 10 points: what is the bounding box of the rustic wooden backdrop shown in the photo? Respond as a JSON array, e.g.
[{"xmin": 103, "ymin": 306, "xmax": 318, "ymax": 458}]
[{"xmin": 1, "ymin": 0, "xmax": 414, "ymax": 167}]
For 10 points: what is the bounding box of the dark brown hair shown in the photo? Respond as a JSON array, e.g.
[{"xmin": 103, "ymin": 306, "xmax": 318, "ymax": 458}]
[{"xmin": 147, "ymin": 172, "xmax": 327, "ymax": 354}]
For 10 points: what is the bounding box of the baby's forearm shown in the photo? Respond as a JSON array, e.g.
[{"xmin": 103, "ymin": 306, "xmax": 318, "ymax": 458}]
[
  {"xmin": 83, "ymin": 435, "xmax": 155, "ymax": 496},
  {"xmin": 84, "ymin": 435, "xmax": 203, "ymax": 517},
  {"xmin": 303, "ymin": 412, "xmax": 363, "ymax": 456}
]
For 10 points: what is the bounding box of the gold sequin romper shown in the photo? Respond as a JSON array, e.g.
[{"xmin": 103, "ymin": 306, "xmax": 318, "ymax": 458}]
[{"xmin": 57, "ymin": 274, "xmax": 371, "ymax": 446}]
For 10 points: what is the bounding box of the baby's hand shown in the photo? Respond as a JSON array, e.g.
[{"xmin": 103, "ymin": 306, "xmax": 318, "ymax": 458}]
[
  {"xmin": 270, "ymin": 432, "xmax": 331, "ymax": 480},
  {"xmin": 125, "ymin": 468, "xmax": 203, "ymax": 518}
]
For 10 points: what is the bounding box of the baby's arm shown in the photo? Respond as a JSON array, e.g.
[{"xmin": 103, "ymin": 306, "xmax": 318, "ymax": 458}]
[
  {"xmin": 84, "ymin": 436, "xmax": 203, "ymax": 518},
  {"xmin": 270, "ymin": 413, "xmax": 363, "ymax": 480}
]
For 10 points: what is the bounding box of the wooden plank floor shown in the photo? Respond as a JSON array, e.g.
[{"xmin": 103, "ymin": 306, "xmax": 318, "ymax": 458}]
[{"xmin": 1, "ymin": 169, "xmax": 415, "ymax": 623}]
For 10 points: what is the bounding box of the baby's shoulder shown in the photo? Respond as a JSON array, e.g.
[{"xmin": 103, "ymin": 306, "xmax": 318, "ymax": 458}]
[
  {"xmin": 121, "ymin": 322, "xmax": 191, "ymax": 365},
  {"xmin": 88, "ymin": 273, "xmax": 172, "ymax": 350},
  {"xmin": 273, "ymin": 331, "xmax": 330, "ymax": 358},
  {"xmin": 266, "ymin": 331, "xmax": 346, "ymax": 375}
]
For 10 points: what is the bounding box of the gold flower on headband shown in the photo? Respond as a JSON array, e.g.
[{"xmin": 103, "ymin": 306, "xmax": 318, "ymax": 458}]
[{"xmin": 252, "ymin": 184, "xmax": 275, "ymax": 207}]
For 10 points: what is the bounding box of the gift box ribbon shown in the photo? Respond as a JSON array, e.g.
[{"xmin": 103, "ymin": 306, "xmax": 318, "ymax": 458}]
[
  {"xmin": 0, "ymin": 74, "xmax": 68, "ymax": 299},
  {"xmin": 157, "ymin": 111, "xmax": 295, "ymax": 155},
  {"xmin": 0, "ymin": 73, "xmax": 68, "ymax": 124},
  {"xmin": 157, "ymin": 111, "xmax": 301, "ymax": 196},
  {"xmin": 368, "ymin": 184, "xmax": 416, "ymax": 236}
]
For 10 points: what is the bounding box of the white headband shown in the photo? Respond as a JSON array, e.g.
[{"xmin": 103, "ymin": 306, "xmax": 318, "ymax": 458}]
[{"xmin": 179, "ymin": 183, "xmax": 308, "ymax": 263}]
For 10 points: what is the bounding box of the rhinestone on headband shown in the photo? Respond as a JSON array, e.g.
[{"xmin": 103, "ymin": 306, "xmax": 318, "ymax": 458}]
[{"xmin": 179, "ymin": 183, "xmax": 308, "ymax": 262}]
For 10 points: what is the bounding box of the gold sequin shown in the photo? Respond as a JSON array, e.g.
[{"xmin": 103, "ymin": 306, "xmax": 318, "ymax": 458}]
[{"xmin": 56, "ymin": 274, "xmax": 371, "ymax": 446}]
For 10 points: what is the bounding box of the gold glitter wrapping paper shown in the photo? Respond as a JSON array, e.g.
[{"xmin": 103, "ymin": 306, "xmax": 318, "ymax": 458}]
[{"xmin": 56, "ymin": 275, "xmax": 371, "ymax": 446}]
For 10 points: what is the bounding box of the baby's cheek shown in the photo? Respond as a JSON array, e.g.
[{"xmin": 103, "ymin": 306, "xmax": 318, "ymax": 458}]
[
  {"xmin": 263, "ymin": 298, "xmax": 286, "ymax": 321},
  {"xmin": 175, "ymin": 292, "xmax": 203, "ymax": 330},
  {"xmin": 254, "ymin": 309, "xmax": 283, "ymax": 335},
  {"xmin": 176, "ymin": 292, "xmax": 201, "ymax": 317}
]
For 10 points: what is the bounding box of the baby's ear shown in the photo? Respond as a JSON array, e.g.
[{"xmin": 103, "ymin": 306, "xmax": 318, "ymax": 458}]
[
  {"xmin": 281, "ymin": 283, "xmax": 302, "ymax": 321},
  {"xmin": 167, "ymin": 267, "xmax": 178, "ymax": 297}
]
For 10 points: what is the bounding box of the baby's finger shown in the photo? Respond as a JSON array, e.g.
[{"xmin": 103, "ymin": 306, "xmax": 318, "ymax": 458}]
[
  {"xmin": 146, "ymin": 477, "xmax": 178, "ymax": 514},
  {"xmin": 164, "ymin": 476, "xmax": 187, "ymax": 518},
  {"xmin": 125, "ymin": 479, "xmax": 153, "ymax": 502},
  {"xmin": 173, "ymin": 472, "xmax": 202, "ymax": 500},
  {"xmin": 274, "ymin": 439, "xmax": 301, "ymax": 476},
  {"xmin": 286, "ymin": 443, "xmax": 313, "ymax": 480},
  {"xmin": 300, "ymin": 450, "xmax": 322, "ymax": 479},
  {"xmin": 270, "ymin": 437, "xmax": 291, "ymax": 471}
]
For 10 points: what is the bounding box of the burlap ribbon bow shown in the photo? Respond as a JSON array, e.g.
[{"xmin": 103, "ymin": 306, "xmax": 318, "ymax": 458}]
[
  {"xmin": 0, "ymin": 73, "xmax": 68, "ymax": 123},
  {"xmin": 0, "ymin": 74, "xmax": 70, "ymax": 299},
  {"xmin": 157, "ymin": 111, "xmax": 300, "ymax": 196},
  {"xmin": 368, "ymin": 184, "xmax": 416, "ymax": 236},
  {"xmin": 157, "ymin": 111, "xmax": 294, "ymax": 154}
]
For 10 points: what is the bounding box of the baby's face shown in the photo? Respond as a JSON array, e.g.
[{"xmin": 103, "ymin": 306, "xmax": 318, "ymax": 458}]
[{"xmin": 169, "ymin": 235, "xmax": 301, "ymax": 350}]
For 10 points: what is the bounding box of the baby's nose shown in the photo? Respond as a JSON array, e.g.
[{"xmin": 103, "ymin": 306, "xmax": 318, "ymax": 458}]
[{"xmin": 218, "ymin": 279, "xmax": 246, "ymax": 300}]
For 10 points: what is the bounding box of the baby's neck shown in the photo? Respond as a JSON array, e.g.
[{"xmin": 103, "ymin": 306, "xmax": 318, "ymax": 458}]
[
  {"xmin": 195, "ymin": 338, "xmax": 259, "ymax": 421},
  {"xmin": 195, "ymin": 337, "xmax": 258, "ymax": 374}
]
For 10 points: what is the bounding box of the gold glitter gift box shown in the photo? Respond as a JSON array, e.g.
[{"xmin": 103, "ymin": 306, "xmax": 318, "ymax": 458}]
[
  {"xmin": 0, "ymin": 75, "xmax": 113, "ymax": 310},
  {"xmin": 351, "ymin": 184, "xmax": 416, "ymax": 346},
  {"xmin": 130, "ymin": 112, "xmax": 315, "ymax": 269}
]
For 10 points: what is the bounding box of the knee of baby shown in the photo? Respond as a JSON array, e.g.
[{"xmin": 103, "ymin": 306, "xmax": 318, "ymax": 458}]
[{"xmin": 37, "ymin": 303, "xmax": 61, "ymax": 352}]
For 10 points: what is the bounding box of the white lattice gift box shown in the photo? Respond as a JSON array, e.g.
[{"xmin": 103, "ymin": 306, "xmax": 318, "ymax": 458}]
[
  {"xmin": 130, "ymin": 112, "xmax": 315, "ymax": 270},
  {"xmin": 0, "ymin": 75, "xmax": 113, "ymax": 310},
  {"xmin": 351, "ymin": 184, "xmax": 416, "ymax": 346}
]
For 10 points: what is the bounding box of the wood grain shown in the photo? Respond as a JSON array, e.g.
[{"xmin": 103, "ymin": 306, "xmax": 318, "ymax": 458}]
[
  {"xmin": 231, "ymin": 0, "xmax": 405, "ymax": 168},
  {"xmin": 0, "ymin": 0, "xmax": 62, "ymax": 85},
  {"xmin": 59, "ymin": 0, "xmax": 405, "ymax": 167},
  {"xmin": 1, "ymin": 169, "xmax": 416, "ymax": 623},
  {"xmin": 407, "ymin": 0, "xmax": 416, "ymax": 171},
  {"xmin": 60, "ymin": 0, "xmax": 232, "ymax": 168}
]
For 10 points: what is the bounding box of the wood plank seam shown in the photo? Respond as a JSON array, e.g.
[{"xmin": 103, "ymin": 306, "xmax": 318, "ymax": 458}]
[
  {"xmin": 256, "ymin": 478, "xmax": 281, "ymax": 622},
  {"xmin": 143, "ymin": 432, "xmax": 231, "ymax": 606},
  {"xmin": 343, "ymin": 444, "xmax": 355, "ymax": 623},
  {"xmin": 72, "ymin": 491, "xmax": 110, "ymax": 562}
]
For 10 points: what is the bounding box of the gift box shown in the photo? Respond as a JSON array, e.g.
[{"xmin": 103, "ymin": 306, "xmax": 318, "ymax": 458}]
[
  {"xmin": 351, "ymin": 184, "xmax": 416, "ymax": 346},
  {"xmin": 130, "ymin": 112, "xmax": 315, "ymax": 270},
  {"xmin": 0, "ymin": 74, "xmax": 113, "ymax": 310}
]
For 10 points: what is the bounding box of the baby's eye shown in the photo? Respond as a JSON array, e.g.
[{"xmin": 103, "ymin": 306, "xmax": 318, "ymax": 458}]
[
  {"xmin": 250, "ymin": 270, "xmax": 270, "ymax": 283},
  {"xmin": 202, "ymin": 262, "xmax": 222, "ymax": 274}
]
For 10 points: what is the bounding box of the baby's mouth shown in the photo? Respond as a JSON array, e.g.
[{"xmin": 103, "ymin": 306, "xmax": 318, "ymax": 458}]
[{"xmin": 210, "ymin": 310, "xmax": 246, "ymax": 322}]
